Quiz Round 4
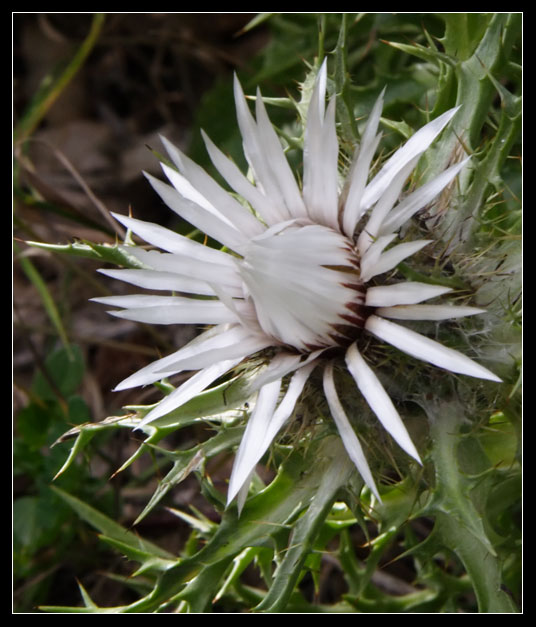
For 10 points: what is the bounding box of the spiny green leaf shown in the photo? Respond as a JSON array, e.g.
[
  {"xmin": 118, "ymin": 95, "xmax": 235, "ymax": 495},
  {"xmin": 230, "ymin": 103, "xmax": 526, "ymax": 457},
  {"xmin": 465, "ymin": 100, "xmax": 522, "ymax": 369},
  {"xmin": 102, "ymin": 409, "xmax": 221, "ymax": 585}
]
[
  {"xmin": 438, "ymin": 13, "xmax": 493, "ymax": 61},
  {"xmin": 98, "ymin": 535, "xmax": 176, "ymax": 575},
  {"xmin": 255, "ymin": 438, "xmax": 355, "ymax": 612},
  {"xmin": 137, "ymin": 374, "xmax": 253, "ymax": 429},
  {"xmin": 422, "ymin": 399, "xmax": 518, "ymax": 612},
  {"xmin": 113, "ymin": 435, "xmax": 354, "ymax": 612},
  {"xmin": 213, "ymin": 547, "xmax": 261, "ymax": 603},
  {"xmin": 240, "ymin": 12, "xmax": 277, "ymax": 34},
  {"xmin": 382, "ymin": 39, "xmax": 455, "ymax": 67},
  {"xmin": 333, "ymin": 13, "xmax": 359, "ymax": 144},
  {"xmin": 53, "ymin": 428, "xmax": 98, "ymax": 480},
  {"xmin": 51, "ymin": 486, "xmax": 174, "ymax": 561},
  {"xmin": 432, "ymin": 512, "xmax": 517, "ymax": 613},
  {"xmin": 24, "ymin": 239, "xmax": 147, "ymax": 268},
  {"xmin": 134, "ymin": 427, "xmax": 244, "ymax": 524},
  {"xmin": 166, "ymin": 506, "xmax": 216, "ymax": 536},
  {"xmin": 77, "ymin": 580, "xmax": 99, "ymax": 609}
]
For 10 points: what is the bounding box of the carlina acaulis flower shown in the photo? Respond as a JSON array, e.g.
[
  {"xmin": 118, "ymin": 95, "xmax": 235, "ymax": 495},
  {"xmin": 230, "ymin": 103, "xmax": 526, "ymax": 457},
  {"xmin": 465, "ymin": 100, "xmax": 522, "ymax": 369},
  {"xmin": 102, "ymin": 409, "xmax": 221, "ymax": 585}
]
[{"xmin": 93, "ymin": 59, "xmax": 501, "ymax": 508}]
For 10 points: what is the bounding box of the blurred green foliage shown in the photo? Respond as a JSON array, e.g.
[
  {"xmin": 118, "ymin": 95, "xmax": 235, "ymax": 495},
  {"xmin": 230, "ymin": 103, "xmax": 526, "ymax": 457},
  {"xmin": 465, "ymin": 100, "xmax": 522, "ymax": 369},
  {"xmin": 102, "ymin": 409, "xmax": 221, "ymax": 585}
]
[{"xmin": 13, "ymin": 345, "xmax": 115, "ymax": 610}]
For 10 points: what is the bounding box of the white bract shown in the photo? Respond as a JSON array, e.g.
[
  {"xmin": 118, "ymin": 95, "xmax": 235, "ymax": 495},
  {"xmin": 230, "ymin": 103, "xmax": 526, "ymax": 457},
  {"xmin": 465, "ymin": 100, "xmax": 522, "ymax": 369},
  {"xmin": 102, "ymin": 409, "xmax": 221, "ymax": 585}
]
[{"xmin": 94, "ymin": 60, "xmax": 501, "ymax": 506}]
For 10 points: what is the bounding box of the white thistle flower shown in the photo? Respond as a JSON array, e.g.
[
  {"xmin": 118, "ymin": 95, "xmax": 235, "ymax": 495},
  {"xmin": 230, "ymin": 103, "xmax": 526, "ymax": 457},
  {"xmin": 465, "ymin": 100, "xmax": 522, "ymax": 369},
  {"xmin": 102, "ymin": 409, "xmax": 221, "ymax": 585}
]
[{"xmin": 94, "ymin": 60, "xmax": 501, "ymax": 506}]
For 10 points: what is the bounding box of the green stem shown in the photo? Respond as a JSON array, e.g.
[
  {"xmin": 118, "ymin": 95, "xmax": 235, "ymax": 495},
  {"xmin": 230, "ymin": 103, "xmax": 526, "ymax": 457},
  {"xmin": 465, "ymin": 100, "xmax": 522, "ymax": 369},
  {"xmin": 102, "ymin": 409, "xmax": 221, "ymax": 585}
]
[
  {"xmin": 14, "ymin": 13, "xmax": 105, "ymax": 144},
  {"xmin": 14, "ymin": 242, "xmax": 71, "ymax": 352}
]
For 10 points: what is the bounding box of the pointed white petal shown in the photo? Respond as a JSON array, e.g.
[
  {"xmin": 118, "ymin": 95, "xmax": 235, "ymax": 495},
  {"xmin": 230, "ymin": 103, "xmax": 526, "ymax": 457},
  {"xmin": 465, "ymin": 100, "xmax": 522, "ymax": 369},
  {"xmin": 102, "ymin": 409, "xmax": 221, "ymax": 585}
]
[
  {"xmin": 99, "ymin": 297, "xmax": 241, "ymax": 325},
  {"xmin": 156, "ymin": 159, "xmax": 218, "ymax": 217},
  {"xmin": 249, "ymin": 350, "xmax": 323, "ymax": 393},
  {"xmin": 161, "ymin": 164, "xmax": 238, "ymax": 230},
  {"xmin": 248, "ymin": 353, "xmax": 303, "ymax": 391},
  {"xmin": 99, "ymin": 247, "xmax": 243, "ymax": 297},
  {"xmin": 361, "ymin": 240, "xmax": 432, "ymax": 282},
  {"xmin": 303, "ymin": 91, "xmax": 339, "ymax": 229},
  {"xmin": 342, "ymin": 88, "xmax": 385, "ymax": 237},
  {"xmin": 345, "ymin": 343, "xmax": 421, "ymax": 462},
  {"xmin": 145, "ymin": 172, "xmax": 247, "ymax": 254},
  {"xmin": 254, "ymin": 89, "xmax": 307, "ymax": 219},
  {"xmin": 92, "ymin": 294, "xmax": 190, "ymax": 308},
  {"xmin": 365, "ymin": 315, "xmax": 502, "ymax": 382},
  {"xmin": 366, "ymin": 282, "xmax": 452, "ymax": 307},
  {"xmin": 111, "ymin": 213, "xmax": 233, "ymax": 267},
  {"xmin": 124, "ymin": 247, "xmax": 242, "ymax": 291},
  {"xmin": 357, "ymin": 157, "xmax": 419, "ymax": 256},
  {"xmin": 201, "ymin": 130, "xmax": 280, "ymax": 226},
  {"xmin": 235, "ymin": 469, "xmax": 255, "ymax": 515},
  {"xmin": 323, "ymin": 362, "xmax": 381, "ymax": 500},
  {"xmin": 263, "ymin": 362, "xmax": 316, "ymax": 446},
  {"xmin": 229, "ymin": 361, "xmax": 317, "ymax": 511},
  {"xmin": 227, "ymin": 379, "xmax": 282, "ymax": 504},
  {"xmin": 376, "ymin": 304, "xmax": 486, "ymax": 321},
  {"xmin": 233, "ymin": 75, "xmax": 290, "ymax": 222},
  {"xmin": 380, "ymin": 159, "xmax": 470, "ymax": 236},
  {"xmin": 139, "ymin": 357, "xmax": 243, "ymax": 426},
  {"xmin": 161, "ymin": 137, "xmax": 265, "ymax": 238},
  {"xmin": 97, "ymin": 268, "xmax": 219, "ymax": 297},
  {"xmin": 113, "ymin": 324, "xmax": 239, "ymax": 390},
  {"xmin": 361, "ymin": 107, "xmax": 460, "ymax": 210},
  {"xmin": 157, "ymin": 333, "xmax": 271, "ymax": 374},
  {"xmin": 315, "ymin": 58, "xmax": 328, "ymax": 118},
  {"xmin": 359, "ymin": 234, "xmax": 397, "ymax": 283}
]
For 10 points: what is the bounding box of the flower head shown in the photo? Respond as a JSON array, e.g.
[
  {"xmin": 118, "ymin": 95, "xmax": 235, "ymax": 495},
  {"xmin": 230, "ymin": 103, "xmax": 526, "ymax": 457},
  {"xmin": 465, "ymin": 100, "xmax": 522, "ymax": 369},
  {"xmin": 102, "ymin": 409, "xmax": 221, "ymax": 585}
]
[{"xmin": 94, "ymin": 60, "xmax": 501, "ymax": 506}]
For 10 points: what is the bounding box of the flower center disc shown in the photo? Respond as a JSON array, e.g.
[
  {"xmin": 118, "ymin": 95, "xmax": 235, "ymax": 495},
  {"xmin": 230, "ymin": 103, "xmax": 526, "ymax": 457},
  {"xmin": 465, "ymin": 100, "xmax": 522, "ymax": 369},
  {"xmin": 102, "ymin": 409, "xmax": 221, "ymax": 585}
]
[{"xmin": 237, "ymin": 222, "xmax": 367, "ymax": 351}]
